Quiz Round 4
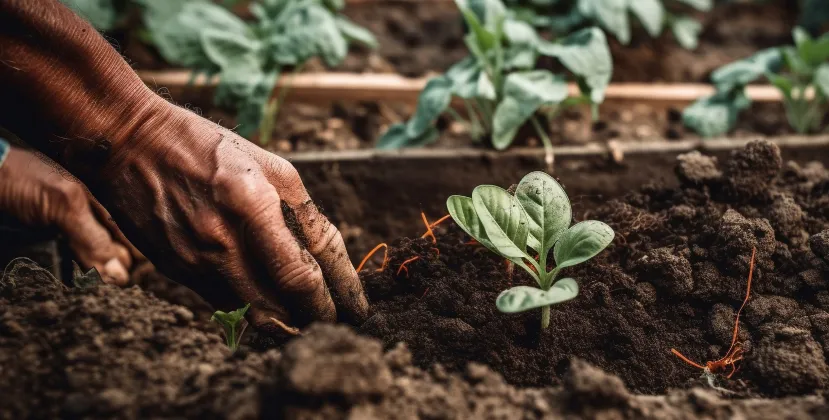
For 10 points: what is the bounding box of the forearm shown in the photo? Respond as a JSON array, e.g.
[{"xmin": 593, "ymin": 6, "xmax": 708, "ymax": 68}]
[{"xmin": 0, "ymin": 0, "xmax": 162, "ymax": 179}]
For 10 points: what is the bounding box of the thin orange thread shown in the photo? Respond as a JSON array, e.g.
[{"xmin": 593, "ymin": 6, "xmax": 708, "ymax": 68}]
[
  {"xmin": 356, "ymin": 243, "xmax": 389, "ymax": 272},
  {"xmin": 671, "ymin": 247, "xmax": 756, "ymax": 378},
  {"xmin": 397, "ymin": 256, "xmax": 421, "ymax": 277}
]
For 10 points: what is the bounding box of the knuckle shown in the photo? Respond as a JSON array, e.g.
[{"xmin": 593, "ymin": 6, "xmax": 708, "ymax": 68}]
[
  {"xmin": 270, "ymin": 158, "xmax": 303, "ymax": 190},
  {"xmin": 312, "ymin": 222, "xmax": 345, "ymax": 255},
  {"xmin": 54, "ymin": 181, "xmax": 88, "ymax": 213},
  {"xmin": 275, "ymin": 258, "xmax": 324, "ymax": 296}
]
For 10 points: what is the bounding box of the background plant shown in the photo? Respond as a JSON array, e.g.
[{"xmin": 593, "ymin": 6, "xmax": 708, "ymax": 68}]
[
  {"xmin": 446, "ymin": 171, "xmax": 614, "ymax": 329},
  {"xmin": 683, "ymin": 27, "xmax": 829, "ymax": 137},
  {"xmin": 62, "ymin": 0, "xmax": 376, "ymax": 145},
  {"xmin": 378, "ymin": 0, "xmax": 612, "ymax": 169},
  {"xmin": 506, "ymin": 0, "xmax": 713, "ymax": 50},
  {"xmin": 210, "ymin": 303, "xmax": 250, "ymax": 352}
]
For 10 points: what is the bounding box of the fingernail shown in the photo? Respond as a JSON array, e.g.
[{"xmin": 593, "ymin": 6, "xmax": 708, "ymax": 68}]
[{"xmin": 102, "ymin": 258, "xmax": 129, "ymax": 286}]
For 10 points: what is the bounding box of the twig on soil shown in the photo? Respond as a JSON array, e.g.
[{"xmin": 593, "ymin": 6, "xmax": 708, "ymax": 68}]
[
  {"xmin": 671, "ymin": 247, "xmax": 756, "ymax": 380},
  {"xmin": 356, "ymin": 243, "xmax": 389, "ymax": 273},
  {"xmin": 269, "ymin": 317, "xmax": 302, "ymax": 336}
]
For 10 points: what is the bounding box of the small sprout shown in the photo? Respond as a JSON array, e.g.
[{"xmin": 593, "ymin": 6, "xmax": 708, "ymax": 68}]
[
  {"xmin": 447, "ymin": 171, "xmax": 614, "ymax": 329},
  {"xmin": 211, "ymin": 303, "xmax": 250, "ymax": 352}
]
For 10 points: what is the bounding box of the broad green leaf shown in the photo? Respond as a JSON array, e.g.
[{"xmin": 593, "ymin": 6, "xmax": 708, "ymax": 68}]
[
  {"xmin": 306, "ymin": 4, "xmax": 348, "ymax": 66},
  {"xmin": 447, "ymin": 195, "xmax": 498, "ymax": 252},
  {"xmin": 495, "ymin": 279, "xmax": 579, "ymax": 313},
  {"xmin": 322, "ymin": 0, "xmax": 345, "ymax": 11},
  {"xmin": 782, "ymin": 46, "xmax": 813, "ymax": 78},
  {"xmin": 61, "ymin": 0, "xmax": 119, "ymax": 31},
  {"xmin": 463, "ymin": 0, "xmax": 508, "ymax": 32},
  {"xmin": 472, "ymin": 185, "xmax": 530, "ymax": 259},
  {"xmin": 553, "ymin": 221, "xmax": 614, "ymax": 269},
  {"xmin": 335, "ymin": 16, "xmax": 378, "ymax": 49},
  {"xmin": 446, "ymin": 57, "xmax": 482, "ymax": 98},
  {"xmin": 537, "ymin": 27, "xmax": 612, "ymax": 103},
  {"xmin": 674, "ymin": 0, "xmax": 712, "ymax": 11},
  {"xmin": 815, "ymin": 63, "xmax": 829, "ymax": 97},
  {"xmin": 629, "ymin": 0, "xmax": 664, "ymax": 37},
  {"xmin": 407, "ymin": 77, "xmax": 454, "ymax": 137},
  {"xmin": 201, "ymin": 29, "xmax": 260, "ymax": 70},
  {"xmin": 460, "ymin": 7, "xmax": 498, "ymax": 52},
  {"xmin": 151, "ymin": 2, "xmax": 248, "ymax": 68},
  {"xmin": 711, "ymin": 48, "xmax": 783, "ymax": 92},
  {"xmin": 515, "ymin": 171, "xmax": 572, "ymax": 254},
  {"xmin": 578, "ymin": 0, "xmax": 631, "ymax": 44},
  {"xmin": 477, "ymin": 72, "xmax": 497, "ymax": 100},
  {"xmin": 670, "ymin": 17, "xmax": 702, "ymax": 50},
  {"xmin": 377, "ymin": 124, "xmax": 440, "ymax": 149},
  {"xmin": 503, "ymin": 19, "xmax": 538, "ymax": 69},
  {"xmin": 682, "ymin": 89, "xmax": 751, "ymax": 137},
  {"xmin": 492, "ymin": 71, "xmax": 568, "ymax": 149},
  {"xmin": 793, "ymin": 27, "xmax": 829, "ymax": 67},
  {"xmin": 766, "ymin": 72, "xmax": 794, "ymax": 100}
]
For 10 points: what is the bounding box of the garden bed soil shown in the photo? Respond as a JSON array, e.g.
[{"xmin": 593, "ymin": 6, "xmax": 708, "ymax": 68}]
[{"xmin": 2, "ymin": 141, "xmax": 829, "ymax": 418}]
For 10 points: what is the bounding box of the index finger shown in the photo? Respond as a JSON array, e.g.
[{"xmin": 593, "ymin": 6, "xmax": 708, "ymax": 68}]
[{"xmin": 261, "ymin": 157, "xmax": 369, "ymax": 324}]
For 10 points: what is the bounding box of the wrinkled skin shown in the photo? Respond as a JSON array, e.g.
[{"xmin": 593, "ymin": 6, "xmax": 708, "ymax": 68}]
[
  {"xmin": 0, "ymin": 0, "xmax": 368, "ymax": 332},
  {"xmin": 0, "ymin": 147, "xmax": 132, "ymax": 284}
]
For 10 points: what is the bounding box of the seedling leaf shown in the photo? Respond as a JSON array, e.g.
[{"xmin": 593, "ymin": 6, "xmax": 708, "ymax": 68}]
[
  {"xmin": 682, "ymin": 89, "xmax": 751, "ymax": 137},
  {"xmin": 671, "ymin": 17, "xmax": 702, "ymax": 50},
  {"xmin": 629, "ymin": 0, "xmax": 664, "ymax": 38},
  {"xmin": 553, "ymin": 221, "xmax": 614, "ymax": 269},
  {"xmin": 711, "ymin": 48, "xmax": 783, "ymax": 92},
  {"xmin": 537, "ymin": 27, "xmax": 612, "ymax": 103},
  {"xmin": 496, "ymin": 279, "xmax": 579, "ymax": 312},
  {"xmin": 815, "ymin": 64, "xmax": 829, "ymax": 97},
  {"xmin": 377, "ymin": 124, "xmax": 440, "ymax": 149},
  {"xmin": 674, "ymin": 0, "xmax": 712, "ymax": 11},
  {"xmin": 335, "ymin": 16, "xmax": 378, "ymax": 49},
  {"xmin": 492, "ymin": 70, "xmax": 568, "ymax": 149},
  {"xmin": 447, "ymin": 195, "xmax": 498, "ymax": 253},
  {"xmin": 515, "ymin": 171, "xmax": 571, "ymax": 253},
  {"xmin": 472, "ymin": 185, "xmax": 530, "ymax": 259},
  {"xmin": 407, "ymin": 77, "xmax": 454, "ymax": 138},
  {"xmin": 211, "ymin": 303, "xmax": 250, "ymax": 352}
]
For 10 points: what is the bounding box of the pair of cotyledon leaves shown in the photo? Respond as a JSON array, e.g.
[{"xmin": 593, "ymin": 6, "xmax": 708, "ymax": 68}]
[
  {"xmin": 684, "ymin": 27, "xmax": 829, "ymax": 137},
  {"xmin": 447, "ymin": 171, "xmax": 614, "ymax": 314}
]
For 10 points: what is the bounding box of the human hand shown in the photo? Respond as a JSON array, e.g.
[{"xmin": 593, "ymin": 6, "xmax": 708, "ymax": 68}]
[
  {"xmin": 94, "ymin": 101, "xmax": 368, "ymax": 333},
  {"xmin": 0, "ymin": 147, "xmax": 132, "ymax": 284}
]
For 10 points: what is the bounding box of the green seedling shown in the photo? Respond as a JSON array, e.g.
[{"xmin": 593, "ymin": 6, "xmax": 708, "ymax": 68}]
[
  {"xmin": 684, "ymin": 27, "xmax": 829, "ymax": 137},
  {"xmin": 378, "ymin": 0, "xmax": 612, "ymax": 169},
  {"xmin": 506, "ymin": 0, "xmax": 712, "ymax": 50},
  {"xmin": 211, "ymin": 303, "xmax": 250, "ymax": 352},
  {"xmin": 447, "ymin": 171, "xmax": 614, "ymax": 329}
]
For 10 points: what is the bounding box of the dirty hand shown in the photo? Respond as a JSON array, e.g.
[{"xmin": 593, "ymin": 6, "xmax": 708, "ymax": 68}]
[
  {"xmin": 0, "ymin": 147, "xmax": 132, "ymax": 285},
  {"xmin": 97, "ymin": 102, "xmax": 369, "ymax": 332}
]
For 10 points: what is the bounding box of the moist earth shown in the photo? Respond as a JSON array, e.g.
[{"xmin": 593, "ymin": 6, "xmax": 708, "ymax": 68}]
[
  {"xmin": 358, "ymin": 140, "xmax": 829, "ymax": 397},
  {"xmin": 2, "ymin": 140, "xmax": 829, "ymax": 418}
]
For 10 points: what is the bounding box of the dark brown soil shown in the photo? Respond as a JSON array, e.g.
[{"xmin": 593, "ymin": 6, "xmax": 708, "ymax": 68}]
[
  {"xmin": 357, "ymin": 140, "xmax": 829, "ymax": 397},
  {"xmin": 0, "ymin": 261, "xmax": 826, "ymax": 418},
  {"xmin": 2, "ymin": 141, "xmax": 829, "ymax": 417}
]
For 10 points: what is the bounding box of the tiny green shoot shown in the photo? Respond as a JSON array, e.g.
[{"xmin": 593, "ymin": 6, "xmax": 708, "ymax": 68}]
[
  {"xmin": 447, "ymin": 171, "xmax": 614, "ymax": 329},
  {"xmin": 211, "ymin": 303, "xmax": 250, "ymax": 352}
]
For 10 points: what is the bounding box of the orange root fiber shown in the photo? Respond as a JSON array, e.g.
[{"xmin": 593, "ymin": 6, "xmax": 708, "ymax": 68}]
[{"xmin": 356, "ymin": 243, "xmax": 389, "ymax": 273}]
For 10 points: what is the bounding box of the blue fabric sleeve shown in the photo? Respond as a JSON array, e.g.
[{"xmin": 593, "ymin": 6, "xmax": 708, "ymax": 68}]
[{"xmin": 0, "ymin": 138, "xmax": 9, "ymax": 169}]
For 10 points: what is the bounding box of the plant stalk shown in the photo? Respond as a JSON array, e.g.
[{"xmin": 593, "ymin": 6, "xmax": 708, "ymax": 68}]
[
  {"xmin": 541, "ymin": 305, "xmax": 551, "ymax": 329},
  {"xmin": 530, "ymin": 115, "xmax": 555, "ymax": 173}
]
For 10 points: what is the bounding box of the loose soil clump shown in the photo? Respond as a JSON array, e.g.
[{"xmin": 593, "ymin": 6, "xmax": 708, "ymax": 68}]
[{"xmin": 359, "ymin": 140, "xmax": 829, "ymax": 397}]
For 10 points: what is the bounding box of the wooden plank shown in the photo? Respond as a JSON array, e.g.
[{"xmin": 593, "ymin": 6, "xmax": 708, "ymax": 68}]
[{"xmin": 137, "ymin": 70, "xmax": 785, "ymax": 106}]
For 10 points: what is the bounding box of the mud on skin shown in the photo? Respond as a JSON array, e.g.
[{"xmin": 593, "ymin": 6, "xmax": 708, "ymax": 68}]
[{"xmin": 359, "ymin": 140, "xmax": 829, "ymax": 396}]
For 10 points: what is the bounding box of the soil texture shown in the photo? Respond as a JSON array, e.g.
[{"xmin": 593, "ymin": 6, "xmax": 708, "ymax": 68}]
[{"xmin": 358, "ymin": 140, "xmax": 829, "ymax": 397}]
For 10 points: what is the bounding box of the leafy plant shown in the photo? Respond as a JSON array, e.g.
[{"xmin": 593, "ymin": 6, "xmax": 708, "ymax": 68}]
[
  {"xmin": 378, "ymin": 0, "xmax": 612, "ymax": 168},
  {"xmin": 148, "ymin": 0, "xmax": 376, "ymax": 144},
  {"xmin": 506, "ymin": 0, "xmax": 712, "ymax": 50},
  {"xmin": 446, "ymin": 171, "xmax": 614, "ymax": 329},
  {"xmin": 684, "ymin": 27, "xmax": 829, "ymax": 137},
  {"xmin": 211, "ymin": 303, "xmax": 250, "ymax": 352}
]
